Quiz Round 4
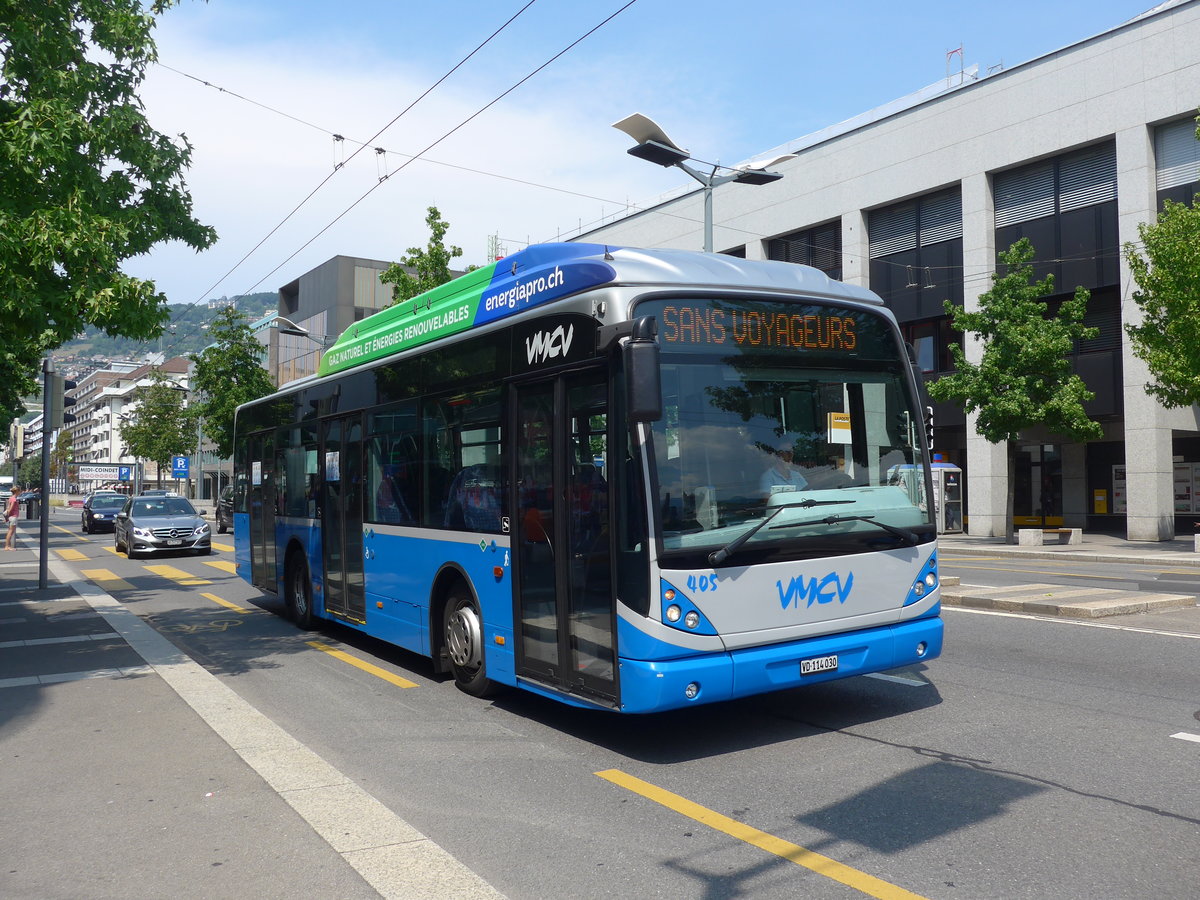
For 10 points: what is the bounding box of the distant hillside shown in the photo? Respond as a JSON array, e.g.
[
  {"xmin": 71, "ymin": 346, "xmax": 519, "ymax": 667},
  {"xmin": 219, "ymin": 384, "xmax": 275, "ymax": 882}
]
[{"xmin": 52, "ymin": 293, "xmax": 277, "ymax": 371}]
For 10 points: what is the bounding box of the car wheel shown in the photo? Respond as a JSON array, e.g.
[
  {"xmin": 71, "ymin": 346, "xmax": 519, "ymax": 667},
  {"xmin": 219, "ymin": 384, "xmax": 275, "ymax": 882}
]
[
  {"xmin": 443, "ymin": 584, "xmax": 499, "ymax": 697},
  {"xmin": 82, "ymin": 518, "xmax": 90, "ymax": 534},
  {"xmin": 217, "ymin": 518, "xmax": 227, "ymax": 535}
]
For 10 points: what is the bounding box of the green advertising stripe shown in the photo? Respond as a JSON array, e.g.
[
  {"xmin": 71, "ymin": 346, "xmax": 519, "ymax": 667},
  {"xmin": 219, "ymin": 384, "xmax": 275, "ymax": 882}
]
[{"xmin": 318, "ymin": 264, "xmax": 497, "ymax": 377}]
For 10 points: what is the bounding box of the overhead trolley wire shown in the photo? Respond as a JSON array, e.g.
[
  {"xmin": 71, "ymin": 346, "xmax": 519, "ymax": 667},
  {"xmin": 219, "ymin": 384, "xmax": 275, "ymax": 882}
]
[
  {"xmin": 177, "ymin": 0, "xmax": 541, "ymax": 308},
  {"xmin": 234, "ymin": 0, "xmax": 640, "ymax": 299}
]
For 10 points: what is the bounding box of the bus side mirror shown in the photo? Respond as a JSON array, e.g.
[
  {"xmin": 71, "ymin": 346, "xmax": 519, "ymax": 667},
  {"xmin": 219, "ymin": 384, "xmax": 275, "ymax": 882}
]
[{"xmin": 624, "ymin": 316, "xmax": 662, "ymax": 423}]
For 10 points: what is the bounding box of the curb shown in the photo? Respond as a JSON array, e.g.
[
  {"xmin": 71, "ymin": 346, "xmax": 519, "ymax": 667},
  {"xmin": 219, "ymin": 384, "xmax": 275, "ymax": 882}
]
[{"xmin": 941, "ymin": 582, "xmax": 1197, "ymax": 619}]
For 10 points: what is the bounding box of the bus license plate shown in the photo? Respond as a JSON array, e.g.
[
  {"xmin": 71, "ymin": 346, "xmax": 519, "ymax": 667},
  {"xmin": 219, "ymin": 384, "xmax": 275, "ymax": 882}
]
[
  {"xmin": 166, "ymin": 539, "xmax": 183, "ymax": 546},
  {"xmin": 801, "ymin": 654, "xmax": 838, "ymax": 675}
]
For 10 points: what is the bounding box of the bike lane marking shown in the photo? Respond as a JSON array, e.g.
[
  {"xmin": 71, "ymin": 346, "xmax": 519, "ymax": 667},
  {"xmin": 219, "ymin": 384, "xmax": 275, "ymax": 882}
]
[
  {"xmin": 306, "ymin": 640, "xmax": 419, "ymax": 689},
  {"xmin": 596, "ymin": 769, "xmax": 929, "ymax": 900},
  {"xmin": 201, "ymin": 592, "xmax": 252, "ymax": 614}
]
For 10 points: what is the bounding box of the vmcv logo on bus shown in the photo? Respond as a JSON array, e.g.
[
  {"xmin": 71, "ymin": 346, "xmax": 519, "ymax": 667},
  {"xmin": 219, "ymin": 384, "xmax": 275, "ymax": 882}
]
[
  {"xmin": 525, "ymin": 323, "xmax": 574, "ymax": 365},
  {"xmin": 777, "ymin": 572, "xmax": 855, "ymax": 609}
]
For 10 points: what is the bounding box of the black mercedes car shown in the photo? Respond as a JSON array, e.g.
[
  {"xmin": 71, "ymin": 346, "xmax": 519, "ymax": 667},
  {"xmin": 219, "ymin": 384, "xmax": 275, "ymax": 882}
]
[{"xmin": 81, "ymin": 492, "xmax": 127, "ymax": 534}]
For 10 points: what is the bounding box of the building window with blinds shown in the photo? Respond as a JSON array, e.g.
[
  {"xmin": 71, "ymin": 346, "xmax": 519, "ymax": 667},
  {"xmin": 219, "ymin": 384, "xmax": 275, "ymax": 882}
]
[
  {"xmin": 992, "ymin": 142, "xmax": 1118, "ymax": 292},
  {"xmin": 867, "ymin": 188, "xmax": 964, "ymax": 325},
  {"xmin": 1155, "ymin": 118, "xmax": 1200, "ymax": 208},
  {"xmin": 767, "ymin": 220, "xmax": 842, "ymax": 280}
]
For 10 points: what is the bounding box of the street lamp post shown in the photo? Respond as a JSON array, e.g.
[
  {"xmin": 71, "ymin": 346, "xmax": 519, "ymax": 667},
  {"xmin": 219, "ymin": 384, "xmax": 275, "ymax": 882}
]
[
  {"xmin": 613, "ymin": 113, "xmax": 796, "ymax": 253},
  {"xmin": 271, "ymin": 315, "xmax": 334, "ymax": 346}
]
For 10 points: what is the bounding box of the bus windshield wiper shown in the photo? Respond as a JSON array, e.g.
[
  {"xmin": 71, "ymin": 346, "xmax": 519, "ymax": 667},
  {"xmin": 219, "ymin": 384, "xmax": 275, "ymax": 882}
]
[
  {"xmin": 770, "ymin": 513, "xmax": 919, "ymax": 546},
  {"xmin": 707, "ymin": 498, "xmax": 855, "ymax": 566}
]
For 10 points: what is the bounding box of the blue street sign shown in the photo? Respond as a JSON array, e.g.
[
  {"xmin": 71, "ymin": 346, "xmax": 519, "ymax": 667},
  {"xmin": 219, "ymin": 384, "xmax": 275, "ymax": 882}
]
[
  {"xmin": 172, "ymin": 456, "xmax": 190, "ymax": 478},
  {"xmin": 118, "ymin": 466, "xmax": 132, "ymax": 482}
]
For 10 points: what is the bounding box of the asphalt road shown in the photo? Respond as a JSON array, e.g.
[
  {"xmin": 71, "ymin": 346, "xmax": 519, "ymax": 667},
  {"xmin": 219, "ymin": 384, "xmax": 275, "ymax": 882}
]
[{"xmin": 20, "ymin": 507, "xmax": 1200, "ymax": 899}]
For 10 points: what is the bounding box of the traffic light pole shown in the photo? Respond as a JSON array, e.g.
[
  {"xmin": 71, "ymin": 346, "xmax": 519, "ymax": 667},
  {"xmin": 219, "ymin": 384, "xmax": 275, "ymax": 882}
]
[{"xmin": 39, "ymin": 358, "xmax": 52, "ymax": 589}]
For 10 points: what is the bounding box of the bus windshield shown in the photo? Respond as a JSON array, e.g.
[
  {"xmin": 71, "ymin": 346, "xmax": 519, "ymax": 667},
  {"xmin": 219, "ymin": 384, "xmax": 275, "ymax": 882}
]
[{"xmin": 639, "ymin": 296, "xmax": 932, "ymax": 561}]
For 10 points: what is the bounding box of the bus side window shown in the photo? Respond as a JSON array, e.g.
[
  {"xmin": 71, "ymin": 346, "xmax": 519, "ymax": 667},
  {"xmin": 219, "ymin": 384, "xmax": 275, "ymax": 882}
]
[{"xmin": 367, "ymin": 402, "xmax": 418, "ymax": 525}]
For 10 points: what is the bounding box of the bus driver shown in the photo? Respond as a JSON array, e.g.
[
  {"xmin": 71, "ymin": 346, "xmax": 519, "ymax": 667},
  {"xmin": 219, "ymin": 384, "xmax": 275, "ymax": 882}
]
[{"xmin": 760, "ymin": 440, "xmax": 808, "ymax": 497}]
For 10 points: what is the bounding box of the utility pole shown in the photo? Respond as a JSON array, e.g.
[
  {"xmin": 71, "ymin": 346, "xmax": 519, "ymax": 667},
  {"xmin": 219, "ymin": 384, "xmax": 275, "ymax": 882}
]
[{"xmin": 39, "ymin": 359, "xmax": 52, "ymax": 589}]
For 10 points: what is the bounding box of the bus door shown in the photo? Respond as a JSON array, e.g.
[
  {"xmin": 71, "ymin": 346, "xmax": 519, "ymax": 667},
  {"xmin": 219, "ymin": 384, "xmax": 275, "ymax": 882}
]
[
  {"xmin": 512, "ymin": 370, "xmax": 617, "ymax": 704},
  {"xmin": 321, "ymin": 414, "xmax": 366, "ymax": 623},
  {"xmin": 248, "ymin": 431, "xmax": 276, "ymax": 592}
]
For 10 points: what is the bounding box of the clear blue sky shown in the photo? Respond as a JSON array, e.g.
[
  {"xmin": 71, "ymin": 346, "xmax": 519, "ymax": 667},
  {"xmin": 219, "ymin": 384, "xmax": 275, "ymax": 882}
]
[{"xmin": 133, "ymin": 0, "xmax": 1161, "ymax": 306}]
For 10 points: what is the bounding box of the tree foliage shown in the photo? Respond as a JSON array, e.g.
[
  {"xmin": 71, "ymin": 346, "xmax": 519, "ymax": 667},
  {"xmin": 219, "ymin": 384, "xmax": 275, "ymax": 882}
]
[
  {"xmin": 51, "ymin": 429, "xmax": 72, "ymax": 483},
  {"xmin": 121, "ymin": 370, "xmax": 192, "ymax": 482},
  {"xmin": 930, "ymin": 238, "xmax": 1103, "ymax": 445},
  {"xmin": 187, "ymin": 307, "xmax": 276, "ymax": 458},
  {"xmin": 930, "ymin": 238, "xmax": 1102, "ymax": 540},
  {"xmin": 380, "ymin": 207, "xmax": 463, "ymax": 306},
  {"xmin": 1124, "ymin": 197, "xmax": 1200, "ymax": 408},
  {"xmin": 0, "ymin": 0, "xmax": 216, "ymax": 423},
  {"xmin": 18, "ymin": 452, "xmax": 39, "ymax": 488}
]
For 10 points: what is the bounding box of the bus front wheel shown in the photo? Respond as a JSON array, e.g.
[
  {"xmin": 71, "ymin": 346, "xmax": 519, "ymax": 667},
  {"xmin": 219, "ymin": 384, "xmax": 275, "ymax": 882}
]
[
  {"xmin": 287, "ymin": 555, "xmax": 316, "ymax": 630},
  {"xmin": 443, "ymin": 587, "xmax": 496, "ymax": 697}
]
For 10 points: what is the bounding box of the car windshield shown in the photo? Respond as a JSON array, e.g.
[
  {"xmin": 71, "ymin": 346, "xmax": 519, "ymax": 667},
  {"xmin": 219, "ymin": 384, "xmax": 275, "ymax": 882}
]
[
  {"xmin": 133, "ymin": 498, "xmax": 196, "ymax": 517},
  {"xmin": 92, "ymin": 496, "xmax": 126, "ymax": 510}
]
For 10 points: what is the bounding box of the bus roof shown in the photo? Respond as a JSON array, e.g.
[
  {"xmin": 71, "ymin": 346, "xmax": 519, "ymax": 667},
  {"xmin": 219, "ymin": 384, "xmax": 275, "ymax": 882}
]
[{"xmin": 317, "ymin": 243, "xmax": 882, "ymax": 378}]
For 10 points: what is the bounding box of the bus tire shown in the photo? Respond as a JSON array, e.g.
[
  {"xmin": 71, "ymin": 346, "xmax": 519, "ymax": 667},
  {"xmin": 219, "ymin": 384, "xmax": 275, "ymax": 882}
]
[
  {"xmin": 443, "ymin": 585, "xmax": 497, "ymax": 697},
  {"xmin": 287, "ymin": 554, "xmax": 316, "ymax": 631}
]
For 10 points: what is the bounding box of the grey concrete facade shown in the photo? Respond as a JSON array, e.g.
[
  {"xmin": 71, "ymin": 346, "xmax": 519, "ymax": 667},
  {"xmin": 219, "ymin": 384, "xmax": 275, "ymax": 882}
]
[{"xmin": 574, "ymin": 0, "xmax": 1200, "ymax": 541}]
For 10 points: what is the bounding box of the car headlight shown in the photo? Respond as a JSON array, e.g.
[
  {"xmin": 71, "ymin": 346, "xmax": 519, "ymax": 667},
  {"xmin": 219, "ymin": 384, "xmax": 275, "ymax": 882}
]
[
  {"xmin": 193, "ymin": 523, "xmax": 210, "ymax": 536},
  {"xmin": 132, "ymin": 527, "xmax": 153, "ymax": 538}
]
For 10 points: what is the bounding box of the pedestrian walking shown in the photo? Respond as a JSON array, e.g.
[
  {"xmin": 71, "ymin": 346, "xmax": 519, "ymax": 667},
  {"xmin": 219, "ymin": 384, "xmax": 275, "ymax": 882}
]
[{"xmin": 4, "ymin": 489, "xmax": 19, "ymax": 549}]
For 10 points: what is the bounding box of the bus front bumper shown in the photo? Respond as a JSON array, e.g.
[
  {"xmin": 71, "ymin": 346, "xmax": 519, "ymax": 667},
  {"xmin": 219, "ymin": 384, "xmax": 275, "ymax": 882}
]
[{"xmin": 615, "ymin": 614, "xmax": 943, "ymax": 713}]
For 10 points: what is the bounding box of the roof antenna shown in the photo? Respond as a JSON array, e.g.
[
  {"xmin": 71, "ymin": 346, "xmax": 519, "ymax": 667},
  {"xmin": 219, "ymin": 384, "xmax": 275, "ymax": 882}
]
[{"xmin": 604, "ymin": 246, "xmax": 614, "ymax": 261}]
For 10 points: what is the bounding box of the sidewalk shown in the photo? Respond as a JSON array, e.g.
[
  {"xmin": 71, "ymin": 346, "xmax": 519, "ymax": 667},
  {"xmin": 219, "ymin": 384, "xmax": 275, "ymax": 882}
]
[
  {"xmin": 938, "ymin": 530, "xmax": 1200, "ymax": 625},
  {"xmin": 0, "ymin": 524, "xmax": 504, "ymax": 900}
]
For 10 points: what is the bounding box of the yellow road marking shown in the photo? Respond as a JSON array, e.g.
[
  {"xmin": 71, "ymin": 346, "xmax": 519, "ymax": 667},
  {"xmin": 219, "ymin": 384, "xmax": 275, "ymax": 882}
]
[
  {"xmin": 595, "ymin": 770, "xmax": 928, "ymax": 900},
  {"xmin": 202, "ymin": 592, "xmax": 251, "ymax": 614},
  {"xmin": 53, "ymin": 524, "xmax": 82, "ymax": 539},
  {"xmin": 144, "ymin": 564, "xmax": 212, "ymax": 586},
  {"xmin": 54, "ymin": 548, "xmax": 88, "ymax": 561},
  {"xmin": 203, "ymin": 559, "xmax": 237, "ymax": 574},
  {"xmin": 81, "ymin": 569, "xmax": 135, "ymax": 592},
  {"xmin": 306, "ymin": 641, "xmax": 418, "ymax": 689},
  {"xmin": 212, "ymin": 541, "xmax": 234, "ymax": 552},
  {"xmin": 104, "ymin": 545, "xmax": 121, "ymax": 556}
]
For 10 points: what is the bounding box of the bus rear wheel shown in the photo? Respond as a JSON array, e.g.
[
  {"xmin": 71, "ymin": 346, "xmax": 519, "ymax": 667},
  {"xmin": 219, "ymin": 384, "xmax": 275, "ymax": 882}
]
[
  {"xmin": 287, "ymin": 555, "xmax": 316, "ymax": 630},
  {"xmin": 443, "ymin": 586, "xmax": 496, "ymax": 697}
]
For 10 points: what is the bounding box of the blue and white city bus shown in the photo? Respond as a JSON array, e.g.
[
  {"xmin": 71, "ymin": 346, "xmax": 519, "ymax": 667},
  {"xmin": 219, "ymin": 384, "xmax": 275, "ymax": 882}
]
[{"xmin": 232, "ymin": 244, "xmax": 942, "ymax": 713}]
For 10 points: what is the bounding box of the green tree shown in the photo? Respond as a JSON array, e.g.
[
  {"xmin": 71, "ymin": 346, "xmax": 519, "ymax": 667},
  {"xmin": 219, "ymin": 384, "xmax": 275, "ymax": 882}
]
[
  {"xmin": 1124, "ymin": 197, "xmax": 1200, "ymax": 408},
  {"xmin": 187, "ymin": 307, "xmax": 275, "ymax": 459},
  {"xmin": 380, "ymin": 207, "xmax": 464, "ymax": 307},
  {"xmin": 929, "ymin": 238, "xmax": 1103, "ymax": 541},
  {"xmin": 0, "ymin": 0, "xmax": 216, "ymax": 423},
  {"xmin": 121, "ymin": 370, "xmax": 192, "ymax": 488},
  {"xmin": 51, "ymin": 429, "xmax": 72, "ymax": 485},
  {"xmin": 18, "ymin": 453, "xmax": 39, "ymax": 488}
]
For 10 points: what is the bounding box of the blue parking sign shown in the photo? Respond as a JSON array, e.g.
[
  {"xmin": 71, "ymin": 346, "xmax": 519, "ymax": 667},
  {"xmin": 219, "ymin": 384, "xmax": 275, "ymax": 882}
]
[
  {"xmin": 118, "ymin": 466, "xmax": 131, "ymax": 482},
  {"xmin": 172, "ymin": 456, "xmax": 190, "ymax": 478}
]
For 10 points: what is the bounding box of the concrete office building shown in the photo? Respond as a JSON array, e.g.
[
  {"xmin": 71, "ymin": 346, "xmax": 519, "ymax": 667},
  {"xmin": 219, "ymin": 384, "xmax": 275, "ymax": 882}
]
[{"xmin": 575, "ymin": 0, "xmax": 1200, "ymax": 541}]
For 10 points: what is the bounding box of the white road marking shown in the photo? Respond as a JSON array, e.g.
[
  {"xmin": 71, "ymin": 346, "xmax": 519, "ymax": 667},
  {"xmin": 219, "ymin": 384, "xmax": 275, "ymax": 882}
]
[
  {"xmin": 1170, "ymin": 732, "xmax": 1200, "ymax": 745},
  {"xmin": 945, "ymin": 606, "xmax": 1200, "ymax": 639},
  {"xmin": 864, "ymin": 671, "xmax": 929, "ymax": 687}
]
